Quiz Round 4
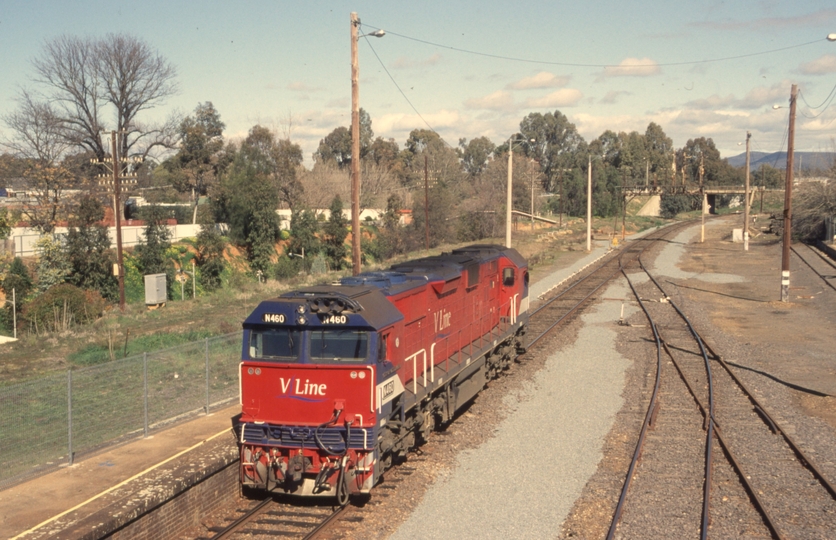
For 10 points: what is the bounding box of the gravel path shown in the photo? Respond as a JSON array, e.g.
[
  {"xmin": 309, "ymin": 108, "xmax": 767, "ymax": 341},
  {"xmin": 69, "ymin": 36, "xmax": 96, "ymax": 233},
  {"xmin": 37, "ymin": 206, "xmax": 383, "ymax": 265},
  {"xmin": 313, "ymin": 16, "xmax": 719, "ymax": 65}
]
[{"xmin": 390, "ymin": 278, "xmax": 638, "ymax": 539}]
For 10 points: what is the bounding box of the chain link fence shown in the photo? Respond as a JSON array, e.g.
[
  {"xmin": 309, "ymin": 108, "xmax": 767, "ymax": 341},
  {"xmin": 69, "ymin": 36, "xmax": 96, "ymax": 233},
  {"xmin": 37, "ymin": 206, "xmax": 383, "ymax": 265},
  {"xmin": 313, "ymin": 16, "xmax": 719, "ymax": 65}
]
[{"xmin": 0, "ymin": 332, "xmax": 242, "ymax": 489}]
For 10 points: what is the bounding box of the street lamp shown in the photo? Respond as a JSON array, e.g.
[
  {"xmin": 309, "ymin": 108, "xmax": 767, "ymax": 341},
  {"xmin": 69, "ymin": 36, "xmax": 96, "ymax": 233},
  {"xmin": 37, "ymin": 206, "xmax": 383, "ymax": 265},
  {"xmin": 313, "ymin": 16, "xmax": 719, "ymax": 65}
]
[
  {"xmin": 350, "ymin": 13, "xmax": 385, "ymax": 275},
  {"xmin": 506, "ymin": 135, "xmax": 534, "ymax": 248}
]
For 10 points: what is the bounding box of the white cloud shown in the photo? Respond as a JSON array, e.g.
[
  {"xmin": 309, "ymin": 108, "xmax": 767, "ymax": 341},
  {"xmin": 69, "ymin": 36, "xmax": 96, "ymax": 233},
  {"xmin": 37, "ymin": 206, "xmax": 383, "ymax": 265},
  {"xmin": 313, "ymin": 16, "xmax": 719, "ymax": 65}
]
[
  {"xmin": 374, "ymin": 109, "xmax": 464, "ymax": 133},
  {"xmin": 507, "ymin": 72, "xmax": 570, "ymax": 90},
  {"xmin": 524, "ymin": 89, "xmax": 583, "ymax": 108},
  {"xmin": 464, "ymin": 90, "xmax": 515, "ymax": 111},
  {"xmin": 390, "ymin": 53, "xmax": 442, "ymax": 70},
  {"xmin": 682, "ymin": 81, "xmax": 792, "ymax": 111},
  {"xmin": 741, "ymin": 82, "xmax": 793, "ymax": 107},
  {"xmin": 287, "ymin": 82, "xmax": 321, "ymax": 92},
  {"xmin": 684, "ymin": 94, "xmax": 737, "ymax": 110},
  {"xmin": 600, "ymin": 58, "xmax": 661, "ymax": 78},
  {"xmin": 799, "ymin": 54, "xmax": 836, "ymax": 75},
  {"xmin": 599, "ymin": 90, "xmax": 630, "ymax": 104}
]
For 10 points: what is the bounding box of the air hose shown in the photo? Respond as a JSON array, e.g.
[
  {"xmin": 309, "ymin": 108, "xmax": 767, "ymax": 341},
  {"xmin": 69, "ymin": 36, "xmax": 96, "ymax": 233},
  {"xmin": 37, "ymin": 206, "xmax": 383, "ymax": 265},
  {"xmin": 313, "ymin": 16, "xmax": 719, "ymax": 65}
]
[{"xmin": 314, "ymin": 411, "xmax": 354, "ymax": 505}]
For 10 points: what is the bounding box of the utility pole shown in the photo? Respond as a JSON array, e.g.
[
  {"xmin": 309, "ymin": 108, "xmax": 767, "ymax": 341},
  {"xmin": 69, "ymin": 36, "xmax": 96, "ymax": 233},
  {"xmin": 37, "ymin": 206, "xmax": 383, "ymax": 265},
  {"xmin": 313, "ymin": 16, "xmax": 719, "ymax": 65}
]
[
  {"xmin": 424, "ymin": 155, "xmax": 430, "ymax": 251},
  {"xmin": 350, "ymin": 12, "xmax": 362, "ymax": 275},
  {"xmin": 700, "ymin": 153, "xmax": 705, "ymax": 243},
  {"xmin": 506, "ymin": 137, "xmax": 514, "ymax": 248},
  {"xmin": 587, "ymin": 155, "xmax": 592, "ymax": 252},
  {"xmin": 744, "ymin": 131, "xmax": 751, "ymax": 251},
  {"xmin": 530, "ymin": 168, "xmax": 535, "ymax": 231},
  {"xmin": 112, "ymin": 132, "xmax": 125, "ymax": 310},
  {"xmin": 781, "ymin": 84, "xmax": 798, "ymax": 303},
  {"xmin": 558, "ymin": 169, "xmax": 564, "ymax": 228}
]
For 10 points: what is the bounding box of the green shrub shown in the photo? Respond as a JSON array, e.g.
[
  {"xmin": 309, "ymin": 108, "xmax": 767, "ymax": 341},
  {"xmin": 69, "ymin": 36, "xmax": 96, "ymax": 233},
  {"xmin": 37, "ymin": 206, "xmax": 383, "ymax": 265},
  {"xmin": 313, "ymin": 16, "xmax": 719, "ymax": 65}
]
[
  {"xmin": 22, "ymin": 284, "xmax": 106, "ymax": 334},
  {"xmin": 660, "ymin": 194, "xmax": 697, "ymax": 219},
  {"xmin": 273, "ymin": 256, "xmax": 303, "ymax": 280}
]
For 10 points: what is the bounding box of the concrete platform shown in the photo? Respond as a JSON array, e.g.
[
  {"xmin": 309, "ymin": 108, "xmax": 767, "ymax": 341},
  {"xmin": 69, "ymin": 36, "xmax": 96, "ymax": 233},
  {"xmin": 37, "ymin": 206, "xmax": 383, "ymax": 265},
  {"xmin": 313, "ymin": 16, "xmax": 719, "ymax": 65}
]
[{"xmin": 1, "ymin": 406, "xmax": 239, "ymax": 540}]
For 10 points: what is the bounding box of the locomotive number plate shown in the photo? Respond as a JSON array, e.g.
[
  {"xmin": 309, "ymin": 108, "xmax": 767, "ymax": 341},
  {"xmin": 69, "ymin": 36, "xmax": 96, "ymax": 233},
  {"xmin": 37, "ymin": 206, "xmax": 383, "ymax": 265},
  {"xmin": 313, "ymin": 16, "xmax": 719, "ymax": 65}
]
[
  {"xmin": 262, "ymin": 313, "xmax": 286, "ymax": 323},
  {"xmin": 319, "ymin": 314, "xmax": 348, "ymax": 324}
]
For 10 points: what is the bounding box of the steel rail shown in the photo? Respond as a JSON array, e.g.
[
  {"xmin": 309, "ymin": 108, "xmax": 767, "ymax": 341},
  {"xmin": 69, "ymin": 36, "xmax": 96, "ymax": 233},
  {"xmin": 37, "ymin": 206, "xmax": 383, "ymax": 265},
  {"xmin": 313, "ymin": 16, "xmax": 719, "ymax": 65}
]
[
  {"xmin": 302, "ymin": 505, "xmax": 350, "ymax": 539},
  {"xmin": 210, "ymin": 497, "xmax": 273, "ymax": 539},
  {"xmin": 612, "ymin": 257, "xmax": 785, "ymax": 539},
  {"xmin": 637, "ymin": 258, "xmax": 717, "ymax": 539},
  {"xmin": 659, "ymin": 337, "xmax": 786, "ymax": 540},
  {"xmin": 700, "ymin": 338, "xmax": 836, "ymax": 500},
  {"xmin": 647, "ymin": 252, "xmax": 836, "ymax": 501},
  {"xmin": 791, "ymin": 244, "xmax": 836, "ymax": 293},
  {"xmin": 606, "ymin": 222, "xmax": 713, "ymax": 540},
  {"xmin": 528, "ymin": 222, "xmax": 693, "ymax": 348},
  {"xmin": 605, "ymin": 275, "xmax": 662, "ymax": 540}
]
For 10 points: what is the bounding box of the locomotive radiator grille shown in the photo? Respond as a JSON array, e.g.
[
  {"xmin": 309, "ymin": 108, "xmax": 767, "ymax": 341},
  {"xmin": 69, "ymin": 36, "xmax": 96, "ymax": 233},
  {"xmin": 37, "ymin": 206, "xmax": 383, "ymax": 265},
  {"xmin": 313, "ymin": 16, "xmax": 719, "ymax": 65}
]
[{"xmin": 242, "ymin": 423, "xmax": 372, "ymax": 451}]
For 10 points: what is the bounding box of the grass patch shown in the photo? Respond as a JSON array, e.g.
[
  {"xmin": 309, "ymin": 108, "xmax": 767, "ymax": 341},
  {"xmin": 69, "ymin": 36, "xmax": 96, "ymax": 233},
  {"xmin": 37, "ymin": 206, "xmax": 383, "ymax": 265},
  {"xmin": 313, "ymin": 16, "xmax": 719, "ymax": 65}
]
[{"xmin": 69, "ymin": 329, "xmax": 221, "ymax": 366}]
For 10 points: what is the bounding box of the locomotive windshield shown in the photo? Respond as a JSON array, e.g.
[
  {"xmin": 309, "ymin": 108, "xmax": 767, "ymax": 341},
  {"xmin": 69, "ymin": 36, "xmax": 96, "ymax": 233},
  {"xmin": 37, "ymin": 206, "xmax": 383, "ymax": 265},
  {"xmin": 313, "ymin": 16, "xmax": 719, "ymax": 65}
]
[
  {"xmin": 249, "ymin": 327, "xmax": 302, "ymax": 361},
  {"xmin": 310, "ymin": 329, "xmax": 369, "ymax": 362}
]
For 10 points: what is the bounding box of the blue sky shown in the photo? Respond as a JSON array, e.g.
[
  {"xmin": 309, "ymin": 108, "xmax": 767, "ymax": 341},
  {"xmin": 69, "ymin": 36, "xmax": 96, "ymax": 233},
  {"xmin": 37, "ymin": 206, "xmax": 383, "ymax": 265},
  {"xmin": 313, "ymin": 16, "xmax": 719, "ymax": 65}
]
[{"xmin": 1, "ymin": 1, "xmax": 835, "ymax": 167}]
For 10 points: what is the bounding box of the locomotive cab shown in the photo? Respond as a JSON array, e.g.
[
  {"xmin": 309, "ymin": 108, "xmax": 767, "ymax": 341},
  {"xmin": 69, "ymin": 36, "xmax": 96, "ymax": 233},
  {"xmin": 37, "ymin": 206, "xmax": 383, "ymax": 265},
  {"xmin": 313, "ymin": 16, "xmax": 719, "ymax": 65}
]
[{"xmin": 238, "ymin": 287, "xmax": 403, "ymax": 501}]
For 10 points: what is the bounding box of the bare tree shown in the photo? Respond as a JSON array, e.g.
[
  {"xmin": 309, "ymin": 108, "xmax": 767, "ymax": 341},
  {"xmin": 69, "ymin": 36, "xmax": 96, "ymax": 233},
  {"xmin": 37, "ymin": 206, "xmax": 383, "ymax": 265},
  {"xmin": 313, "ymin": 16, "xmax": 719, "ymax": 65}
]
[
  {"xmin": 95, "ymin": 34, "xmax": 179, "ymax": 159},
  {"xmin": 30, "ymin": 33, "xmax": 179, "ymax": 161},
  {"xmin": 31, "ymin": 35, "xmax": 105, "ymax": 158},
  {"xmin": 1, "ymin": 91, "xmax": 76, "ymax": 233},
  {"xmin": 301, "ymin": 163, "xmax": 349, "ymax": 210},
  {"xmin": 360, "ymin": 161, "xmax": 399, "ymax": 210},
  {"xmin": 2, "ymin": 90, "xmax": 70, "ymax": 165}
]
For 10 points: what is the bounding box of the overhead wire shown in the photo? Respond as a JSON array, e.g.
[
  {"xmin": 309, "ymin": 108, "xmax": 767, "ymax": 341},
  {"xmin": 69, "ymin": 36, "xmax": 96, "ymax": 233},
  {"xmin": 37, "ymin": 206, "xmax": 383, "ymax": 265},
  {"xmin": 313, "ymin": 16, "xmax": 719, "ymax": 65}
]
[
  {"xmin": 361, "ymin": 23, "xmax": 825, "ymax": 69},
  {"xmin": 362, "ymin": 34, "xmax": 455, "ymax": 149},
  {"xmin": 798, "ymin": 83, "xmax": 836, "ymax": 123}
]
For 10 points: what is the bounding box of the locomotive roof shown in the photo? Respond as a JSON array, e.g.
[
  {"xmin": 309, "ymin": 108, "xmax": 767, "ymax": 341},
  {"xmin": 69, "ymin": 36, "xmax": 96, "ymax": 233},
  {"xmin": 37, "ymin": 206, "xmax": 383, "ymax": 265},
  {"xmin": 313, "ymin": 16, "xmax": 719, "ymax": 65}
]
[
  {"xmin": 243, "ymin": 245, "xmax": 526, "ymax": 330},
  {"xmin": 245, "ymin": 285, "xmax": 404, "ymax": 329},
  {"xmin": 340, "ymin": 244, "xmax": 526, "ymax": 295}
]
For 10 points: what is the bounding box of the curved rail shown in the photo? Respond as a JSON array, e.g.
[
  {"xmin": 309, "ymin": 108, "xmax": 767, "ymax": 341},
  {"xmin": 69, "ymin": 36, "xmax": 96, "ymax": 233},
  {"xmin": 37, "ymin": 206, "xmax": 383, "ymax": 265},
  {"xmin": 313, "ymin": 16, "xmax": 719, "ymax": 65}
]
[
  {"xmin": 607, "ymin": 231, "xmax": 836, "ymax": 538},
  {"xmin": 791, "ymin": 244, "xmax": 836, "ymax": 293}
]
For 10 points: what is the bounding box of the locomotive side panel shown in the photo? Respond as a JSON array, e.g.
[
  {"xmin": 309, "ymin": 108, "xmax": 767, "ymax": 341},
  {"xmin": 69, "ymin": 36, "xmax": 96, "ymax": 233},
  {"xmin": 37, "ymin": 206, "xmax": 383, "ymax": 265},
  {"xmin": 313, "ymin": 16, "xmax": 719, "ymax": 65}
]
[{"xmin": 235, "ymin": 244, "xmax": 529, "ymax": 501}]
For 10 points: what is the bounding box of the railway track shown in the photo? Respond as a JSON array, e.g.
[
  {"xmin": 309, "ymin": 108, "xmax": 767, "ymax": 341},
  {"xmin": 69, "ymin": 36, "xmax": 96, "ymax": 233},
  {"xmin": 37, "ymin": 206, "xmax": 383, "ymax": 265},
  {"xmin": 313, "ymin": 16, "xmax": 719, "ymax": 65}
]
[
  {"xmin": 606, "ymin": 232, "xmax": 836, "ymax": 538},
  {"xmin": 206, "ymin": 497, "xmax": 342, "ymax": 539},
  {"xmin": 527, "ymin": 222, "xmax": 693, "ymax": 348},
  {"xmin": 206, "ymin": 448, "xmax": 426, "ymax": 538},
  {"xmin": 206, "ymin": 223, "xmax": 697, "ymax": 539},
  {"xmin": 791, "ymin": 243, "xmax": 836, "ymax": 294}
]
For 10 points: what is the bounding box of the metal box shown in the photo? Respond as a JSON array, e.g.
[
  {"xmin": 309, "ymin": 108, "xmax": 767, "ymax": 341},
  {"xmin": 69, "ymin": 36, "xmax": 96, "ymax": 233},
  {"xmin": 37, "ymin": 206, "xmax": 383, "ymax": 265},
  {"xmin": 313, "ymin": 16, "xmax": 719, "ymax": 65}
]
[{"xmin": 144, "ymin": 273, "xmax": 167, "ymax": 304}]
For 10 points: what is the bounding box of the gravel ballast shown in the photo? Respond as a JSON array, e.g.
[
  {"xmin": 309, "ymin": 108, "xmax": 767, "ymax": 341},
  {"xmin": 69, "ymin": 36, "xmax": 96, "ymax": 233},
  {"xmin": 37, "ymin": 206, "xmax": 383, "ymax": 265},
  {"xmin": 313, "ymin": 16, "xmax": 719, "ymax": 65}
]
[{"xmin": 390, "ymin": 278, "xmax": 637, "ymax": 539}]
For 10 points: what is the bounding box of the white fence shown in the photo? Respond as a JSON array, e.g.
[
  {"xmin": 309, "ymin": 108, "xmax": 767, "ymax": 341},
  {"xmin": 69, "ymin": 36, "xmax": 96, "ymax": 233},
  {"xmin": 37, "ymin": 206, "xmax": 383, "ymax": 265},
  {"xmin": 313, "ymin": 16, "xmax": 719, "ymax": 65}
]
[{"xmin": 6, "ymin": 224, "xmax": 202, "ymax": 257}]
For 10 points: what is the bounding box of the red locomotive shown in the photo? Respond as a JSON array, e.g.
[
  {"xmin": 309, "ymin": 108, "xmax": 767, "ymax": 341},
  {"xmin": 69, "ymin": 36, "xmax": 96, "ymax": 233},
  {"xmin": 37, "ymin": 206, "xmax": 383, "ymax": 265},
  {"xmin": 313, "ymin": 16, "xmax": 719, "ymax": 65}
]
[{"xmin": 235, "ymin": 244, "xmax": 529, "ymax": 504}]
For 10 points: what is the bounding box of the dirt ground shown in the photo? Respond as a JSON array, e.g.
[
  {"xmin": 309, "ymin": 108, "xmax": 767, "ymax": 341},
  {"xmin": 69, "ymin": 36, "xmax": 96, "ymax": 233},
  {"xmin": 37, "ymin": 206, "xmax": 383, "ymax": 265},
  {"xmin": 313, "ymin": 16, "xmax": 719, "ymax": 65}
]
[{"xmin": 672, "ymin": 217, "xmax": 836, "ymax": 426}]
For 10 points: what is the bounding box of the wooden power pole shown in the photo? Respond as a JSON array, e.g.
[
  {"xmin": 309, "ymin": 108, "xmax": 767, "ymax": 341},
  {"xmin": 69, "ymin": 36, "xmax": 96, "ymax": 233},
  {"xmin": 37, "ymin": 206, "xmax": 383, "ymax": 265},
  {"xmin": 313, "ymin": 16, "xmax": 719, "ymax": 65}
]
[{"xmin": 781, "ymin": 84, "xmax": 798, "ymax": 302}]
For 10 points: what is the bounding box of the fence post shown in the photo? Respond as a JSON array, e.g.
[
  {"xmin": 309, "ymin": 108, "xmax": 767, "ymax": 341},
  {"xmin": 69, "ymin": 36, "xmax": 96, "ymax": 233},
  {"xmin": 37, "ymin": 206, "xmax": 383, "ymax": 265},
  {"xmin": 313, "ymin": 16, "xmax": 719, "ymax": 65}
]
[
  {"xmin": 143, "ymin": 352, "xmax": 149, "ymax": 437},
  {"xmin": 205, "ymin": 338, "xmax": 210, "ymax": 414},
  {"xmin": 67, "ymin": 370, "xmax": 73, "ymax": 466}
]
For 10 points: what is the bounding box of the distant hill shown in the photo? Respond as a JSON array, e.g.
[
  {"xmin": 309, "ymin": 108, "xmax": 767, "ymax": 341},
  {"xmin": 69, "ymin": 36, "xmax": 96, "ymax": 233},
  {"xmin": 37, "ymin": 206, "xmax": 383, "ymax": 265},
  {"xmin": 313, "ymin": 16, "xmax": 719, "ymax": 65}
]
[{"xmin": 726, "ymin": 151, "xmax": 835, "ymax": 171}]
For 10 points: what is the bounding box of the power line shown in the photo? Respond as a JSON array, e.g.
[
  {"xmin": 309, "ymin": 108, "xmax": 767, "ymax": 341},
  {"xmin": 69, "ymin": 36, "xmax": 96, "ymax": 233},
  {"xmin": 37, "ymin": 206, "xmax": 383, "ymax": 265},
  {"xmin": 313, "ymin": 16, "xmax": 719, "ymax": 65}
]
[
  {"xmin": 798, "ymin": 83, "xmax": 836, "ymax": 120},
  {"xmin": 363, "ymin": 35, "xmax": 455, "ymax": 149},
  {"xmin": 361, "ymin": 23, "xmax": 824, "ymax": 69}
]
